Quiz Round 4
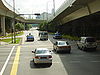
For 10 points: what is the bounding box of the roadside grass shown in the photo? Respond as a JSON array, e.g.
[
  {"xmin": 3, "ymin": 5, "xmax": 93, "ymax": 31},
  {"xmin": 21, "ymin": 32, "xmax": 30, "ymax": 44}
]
[
  {"xmin": 49, "ymin": 32, "xmax": 80, "ymax": 41},
  {"xmin": 0, "ymin": 38, "xmax": 22, "ymax": 44},
  {"xmin": 15, "ymin": 31, "xmax": 24, "ymax": 36},
  {"xmin": 0, "ymin": 31, "xmax": 24, "ymax": 38},
  {"xmin": 62, "ymin": 35, "xmax": 80, "ymax": 41},
  {"xmin": 49, "ymin": 32, "xmax": 55, "ymax": 35}
]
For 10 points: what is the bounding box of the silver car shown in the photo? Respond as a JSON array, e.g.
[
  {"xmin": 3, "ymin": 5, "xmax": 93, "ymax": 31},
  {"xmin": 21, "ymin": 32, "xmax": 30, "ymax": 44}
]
[
  {"xmin": 77, "ymin": 37, "xmax": 97, "ymax": 50},
  {"xmin": 39, "ymin": 31, "xmax": 48, "ymax": 40},
  {"xmin": 53, "ymin": 41, "xmax": 71, "ymax": 53},
  {"xmin": 32, "ymin": 48, "xmax": 52, "ymax": 65}
]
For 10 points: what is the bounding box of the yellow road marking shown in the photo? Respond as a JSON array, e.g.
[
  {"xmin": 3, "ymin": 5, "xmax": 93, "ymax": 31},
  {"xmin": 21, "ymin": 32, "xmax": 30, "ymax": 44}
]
[{"xmin": 10, "ymin": 46, "xmax": 21, "ymax": 75}]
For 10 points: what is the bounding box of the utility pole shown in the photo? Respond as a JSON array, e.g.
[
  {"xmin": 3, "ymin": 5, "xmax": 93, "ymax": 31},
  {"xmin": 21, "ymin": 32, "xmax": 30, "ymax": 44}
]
[
  {"xmin": 13, "ymin": 0, "xmax": 16, "ymax": 43},
  {"xmin": 46, "ymin": 2, "xmax": 49, "ymax": 31},
  {"xmin": 53, "ymin": 0, "xmax": 55, "ymax": 16},
  {"xmin": 46, "ymin": 2, "xmax": 48, "ymax": 22}
]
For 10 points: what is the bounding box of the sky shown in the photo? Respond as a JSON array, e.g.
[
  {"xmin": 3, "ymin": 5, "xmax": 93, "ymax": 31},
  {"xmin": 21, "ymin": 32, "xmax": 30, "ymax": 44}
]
[{"xmin": 5, "ymin": 0, "xmax": 66, "ymax": 14}]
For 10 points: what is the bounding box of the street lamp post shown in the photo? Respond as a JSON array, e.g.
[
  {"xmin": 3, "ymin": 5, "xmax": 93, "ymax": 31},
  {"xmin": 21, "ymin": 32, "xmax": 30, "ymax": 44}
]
[
  {"xmin": 46, "ymin": 1, "xmax": 49, "ymax": 31},
  {"xmin": 53, "ymin": 0, "xmax": 55, "ymax": 16},
  {"xmin": 46, "ymin": 2, "xmax": 48, "ymax": 22},
  {"xmin": 12, "ymin": 0, "xmax": 16, "ymax": 43}
]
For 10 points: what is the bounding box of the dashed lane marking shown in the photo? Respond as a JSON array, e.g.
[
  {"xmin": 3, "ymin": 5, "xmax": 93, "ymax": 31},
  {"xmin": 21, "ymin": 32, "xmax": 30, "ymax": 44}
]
[{"xmin": 91, "ymin": 61, "xmax": 100, "ymax": 63}]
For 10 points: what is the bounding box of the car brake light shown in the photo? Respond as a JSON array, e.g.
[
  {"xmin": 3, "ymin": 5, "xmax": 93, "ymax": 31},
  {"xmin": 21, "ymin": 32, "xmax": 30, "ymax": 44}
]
[
  {"xmin": 68, "ymin": 46, "xmax": 71, "ymax": 48},
  {"xmin": 35, "ymin": 56, "xmax": 39, "ymax": 59},
  {"xmin": 48, "ymin": 56, "xmax": 52, "ymax": 58}
]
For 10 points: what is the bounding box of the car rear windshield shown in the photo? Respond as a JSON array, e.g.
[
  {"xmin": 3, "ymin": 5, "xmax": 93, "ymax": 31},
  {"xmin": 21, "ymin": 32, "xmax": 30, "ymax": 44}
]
[
  {"xmin": 86, "ymin": 38, "xmax": 96, "ymax": 42},
  {"xmin": 36, "ymin": 50, "xmax": 48, "ymax": 54},
  {"xmin": 41, "ymin": 33, "xmax": 48, "ymax": 35},
  {"xmin": 27, "ymin": 35, "xmax": 33, "ymax": 37},
  {"xmin": 55, "ymin": 33, "xmax": 61, "ymax": 35},
  {"xmin": 58, "ymin": 42, "xmax": 68, "ymax": 45}
]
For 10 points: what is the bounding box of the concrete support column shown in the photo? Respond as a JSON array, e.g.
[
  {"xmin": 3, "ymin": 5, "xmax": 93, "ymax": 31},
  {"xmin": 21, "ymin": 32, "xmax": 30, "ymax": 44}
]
[{"xmin": 1, "ymin": 16, "xmax": 6, "ymax": 36}]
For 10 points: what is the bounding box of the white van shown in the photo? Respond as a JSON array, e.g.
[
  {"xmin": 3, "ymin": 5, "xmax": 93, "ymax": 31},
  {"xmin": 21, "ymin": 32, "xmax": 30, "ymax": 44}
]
[
  {"xmin": 77, "ymin": 37, "xmax": 97, "ymax": 50},
  {"xmin": 39, "ymin": 31, "xmax": 48, "ymax": 40}
]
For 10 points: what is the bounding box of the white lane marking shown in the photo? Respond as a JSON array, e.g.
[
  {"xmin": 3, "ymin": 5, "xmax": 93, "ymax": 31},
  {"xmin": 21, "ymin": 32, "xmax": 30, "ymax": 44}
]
[
  {"xmin": 52, "ymin": 62, "xmax": 60, "ymax": 64},
  {"xmin": 91, "ymin": 55, "xmax": 100, "ymax": 57},
  {"xmin": 91, "ymin": 61, "xmax": 100, "ymax": 63},
  {"xmin": 0, "ymin": 46, "xmax": 15, "ymax": 75},
  {"xmin": 69, "ymin": 61, "xmax": 81, "ymax": 63},
  {"xmin": 0, "ymin": 48, "xmax": 12, "ymax": 49}
]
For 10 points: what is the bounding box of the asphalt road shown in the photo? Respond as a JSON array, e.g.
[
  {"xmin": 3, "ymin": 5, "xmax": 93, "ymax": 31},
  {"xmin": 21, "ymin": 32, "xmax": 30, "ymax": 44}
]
[
  {"xmin": 49, "ymin": 34, "xmax": 100, "ymax": 75},
  {"xmin": 0, "ymin": 45, "xmax": 17, "ymax": 75},
  {"xmin": 0, "ymin": 28, "xmax": 100, "ymax": 75},
  {"xmin": 0, "ymin": 28, "xmax": 68, "ymax": 75},
  {"xmin": 17, "ymin": 29, "xmax": 68, "ymax": 75}
]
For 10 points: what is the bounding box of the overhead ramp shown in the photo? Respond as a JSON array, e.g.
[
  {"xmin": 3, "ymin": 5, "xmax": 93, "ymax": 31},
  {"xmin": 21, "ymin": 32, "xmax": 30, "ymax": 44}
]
[{"xmin": 49, "ymin": 0, "xmax": 100, "ymax": 24}]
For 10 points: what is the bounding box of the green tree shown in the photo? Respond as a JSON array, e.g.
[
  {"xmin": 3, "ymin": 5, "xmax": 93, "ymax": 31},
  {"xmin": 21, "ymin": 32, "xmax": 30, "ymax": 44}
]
[
  {"xmin": 15, "ymin": 23, "xmax": 24, "ymax": 31},
  {"xmin": 25, "ymin": 24, "xmax": 32, "ymax": 30},
  {"xmin": 39, "ymin": 22, "xmax": 47, "ymax": 31}
]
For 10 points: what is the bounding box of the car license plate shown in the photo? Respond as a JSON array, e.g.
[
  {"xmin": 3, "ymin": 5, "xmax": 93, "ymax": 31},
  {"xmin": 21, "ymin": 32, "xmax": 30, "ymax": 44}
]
[{"xmin": 41, "ymin": 57, "xmax": 47, "ymax": 59}]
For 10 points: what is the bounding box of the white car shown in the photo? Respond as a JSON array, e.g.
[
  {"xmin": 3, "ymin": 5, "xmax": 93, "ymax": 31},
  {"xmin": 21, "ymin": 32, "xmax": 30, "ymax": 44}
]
[
  {"xmin": 53, "ymin": 41, "xmax": 71, "ymax": 53},
  {"xmin": 39, "ymin": 31, "xmax": 48, "ymax": 40},
  {"xmin": 32, "ymin": 48, "xmax": 52, "ymax": 65},
  {"xmin": 77, "ymin": 37, "xmax": 97, "ymax": 50}
]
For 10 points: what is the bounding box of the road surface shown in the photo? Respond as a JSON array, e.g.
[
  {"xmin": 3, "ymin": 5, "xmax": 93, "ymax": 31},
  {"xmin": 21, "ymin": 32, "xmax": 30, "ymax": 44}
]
[{"xmin": 0, "ymin": 28, "xmax": 100, "ymax": 75}]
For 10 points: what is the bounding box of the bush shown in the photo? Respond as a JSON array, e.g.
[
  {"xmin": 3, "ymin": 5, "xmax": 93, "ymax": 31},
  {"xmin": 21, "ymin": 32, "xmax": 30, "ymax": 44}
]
[
  {"xmin": 15, "ymin": 23, "xmax": 24, "ymax": 31},
  {"xmin": 62, "ymin": 35, "xmax": 80, "ymax": 41}
]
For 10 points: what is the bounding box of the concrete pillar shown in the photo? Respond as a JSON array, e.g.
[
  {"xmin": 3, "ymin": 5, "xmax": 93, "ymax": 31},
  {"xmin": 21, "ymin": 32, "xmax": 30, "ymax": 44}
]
[{"xmin": 1, "ymin": 16, "xmax": 6, "ymax": 36}]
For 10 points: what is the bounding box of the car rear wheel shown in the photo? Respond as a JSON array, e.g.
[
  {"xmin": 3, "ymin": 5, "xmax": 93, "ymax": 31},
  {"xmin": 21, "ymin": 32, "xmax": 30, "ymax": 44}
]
[
  {"xmin": 55, "ymin": 49, "xmax": 59, "ymax": 53},
  {"xmin": 77, "ymin": 44, "xmax": 80, "ymax": 49},
  {"xmin": 53, "ymin": 46, "xmax": 55, "ymax": 50},
  {"xmin": 48, "ymin": 63, "xmax": 52, "ymax": 66},
  {"xmin": 67, "ymin": 50, "xmax": 71, "ymax": 53},
  {"xmin": 53, "ymin": 48, "xmax": 55, "ymax": 50},
  {"xmin": 82, "ymin": 46, "xmax": 86, "ymax": 51}
]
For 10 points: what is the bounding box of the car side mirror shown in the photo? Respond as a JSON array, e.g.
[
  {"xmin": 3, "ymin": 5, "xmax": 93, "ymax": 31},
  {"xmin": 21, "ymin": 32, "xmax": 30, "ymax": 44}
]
[{"xmin": 32, "ymin": 50, "xmax": 35, "ymax": 53}]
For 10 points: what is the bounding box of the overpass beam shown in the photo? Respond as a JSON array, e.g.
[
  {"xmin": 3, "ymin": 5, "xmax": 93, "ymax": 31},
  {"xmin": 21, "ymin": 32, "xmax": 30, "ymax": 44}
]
[{"xmin": 1, "ymin": 16, "xmax": 6, "ymax": 36}]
